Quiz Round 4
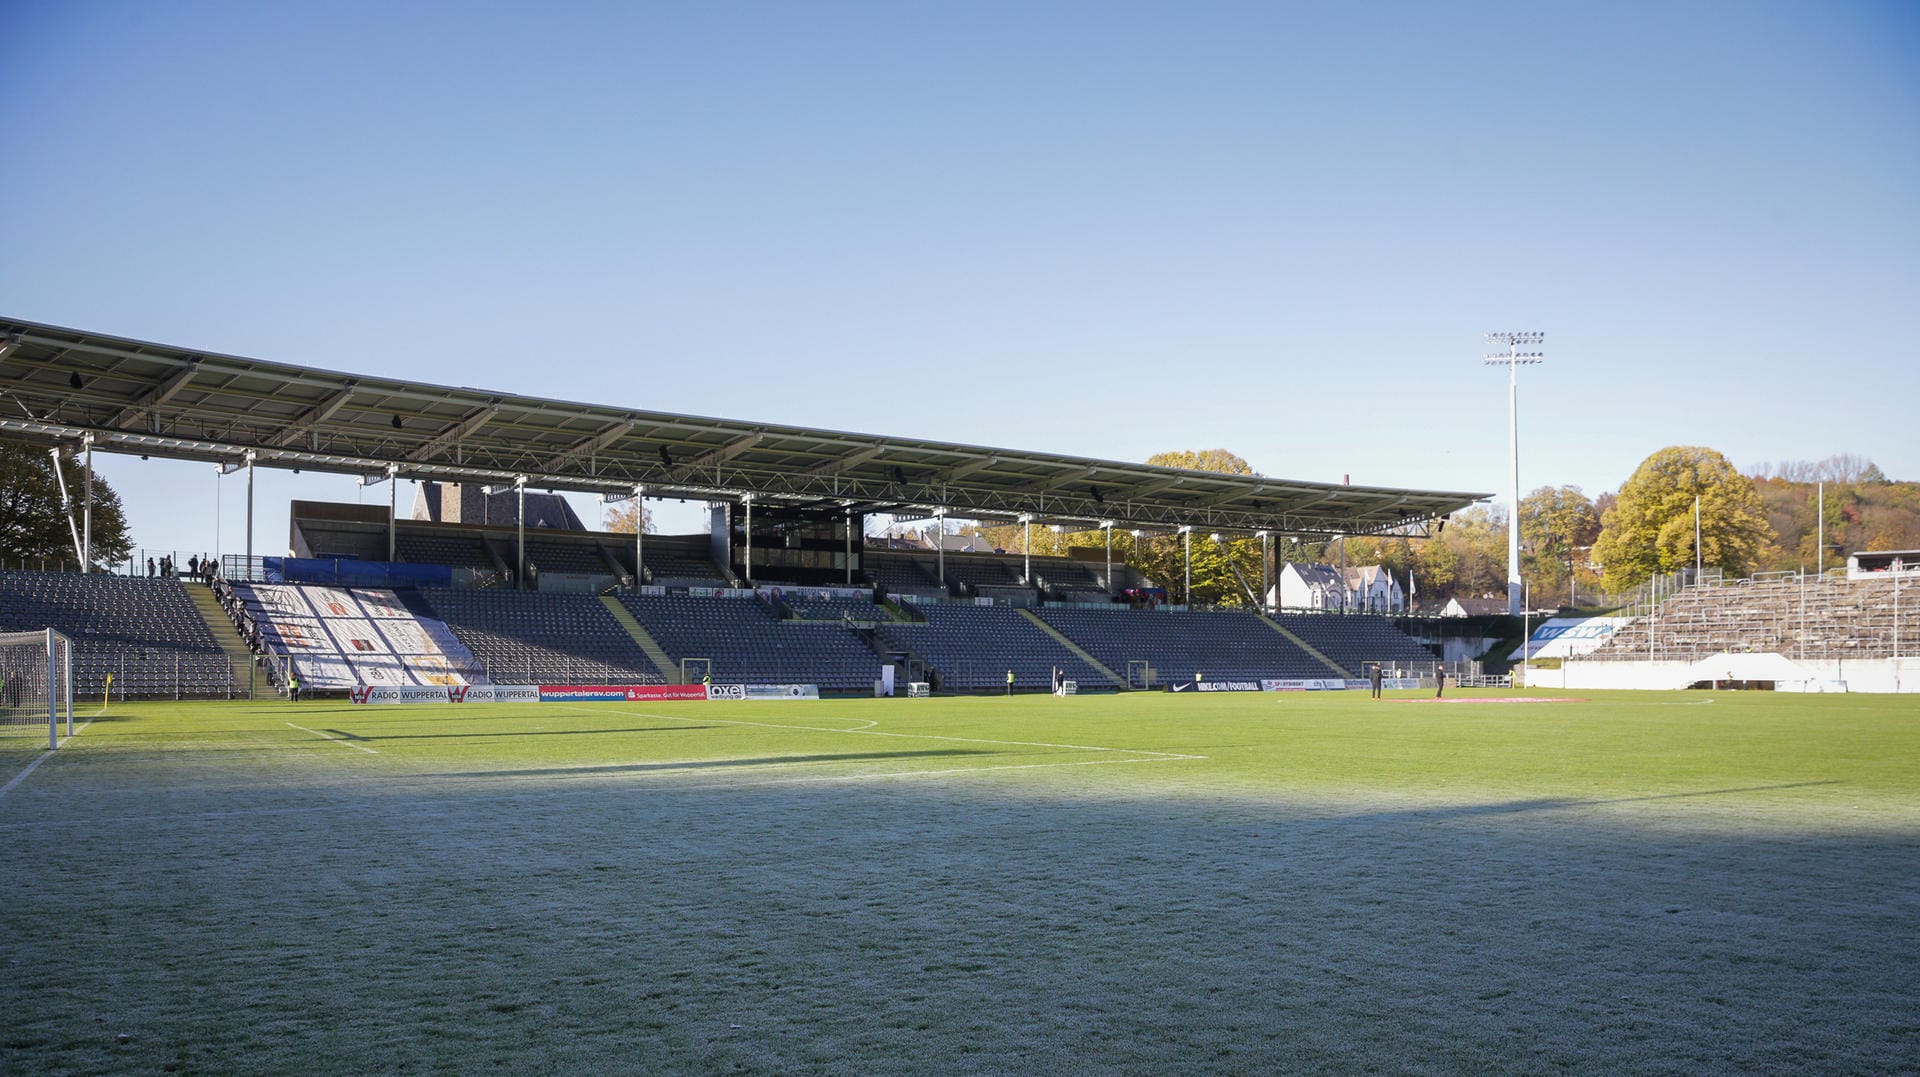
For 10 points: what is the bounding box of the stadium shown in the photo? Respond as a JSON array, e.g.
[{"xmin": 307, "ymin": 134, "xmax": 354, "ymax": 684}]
[{"xmin": 3, "ymin": 316, "xmax": 1917, "ymax": 1073}]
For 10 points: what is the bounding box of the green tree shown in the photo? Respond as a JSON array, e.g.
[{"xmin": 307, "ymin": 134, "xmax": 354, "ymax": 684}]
[
  {"xmin": 601, "ymin": 500, "xmax": 653, "ymax": 535},
  {"xmin": 1519, "ymin": 485, "xmax": 1601, "ymax": 607},
  {"xmin": 1129, "ymin": 450, "xmax": 1269, "ymax": 606},
  {"xmin": 978, "ymin": 449, "xmax": 1272, "ymax": 607},
  {"xmin": 1592, "ymin": 446, "xmax": 1773, "ymax": 588},
  {"xmin": 0, "ymin": 441, "xmax": 134, "ymax": 570},
  {"xmin": 1416, "ymin": 505, "xmax": 1506, "ymax": 600}
]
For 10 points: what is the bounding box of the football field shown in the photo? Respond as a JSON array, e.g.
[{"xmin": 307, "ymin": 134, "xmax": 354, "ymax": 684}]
[{"xmin": 3, "ymin": 689, "xmax": 1917, "ymax": 1074}]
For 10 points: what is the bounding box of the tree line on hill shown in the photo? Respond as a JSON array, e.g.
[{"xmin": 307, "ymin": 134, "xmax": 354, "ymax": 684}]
[{"xmin": 952, "ymin": 446, "xmax": 1920, "ymax": 612}]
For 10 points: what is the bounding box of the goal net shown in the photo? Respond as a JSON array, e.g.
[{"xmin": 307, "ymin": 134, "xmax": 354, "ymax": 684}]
[{"xmin": 0, "ymin": 629, "xmax": 75, "ymax": 751}]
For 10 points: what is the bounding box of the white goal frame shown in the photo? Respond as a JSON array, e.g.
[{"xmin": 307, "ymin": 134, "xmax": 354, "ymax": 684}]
[{"xmin": 0, "ymin": 629, "xmax": 75, "ymax": 751}]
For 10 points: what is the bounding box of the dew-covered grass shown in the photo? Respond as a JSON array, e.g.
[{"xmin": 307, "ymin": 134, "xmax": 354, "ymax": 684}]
[{"xmin": 3, "ymin": 688, "xmax": 1917, "ymax": 1074}]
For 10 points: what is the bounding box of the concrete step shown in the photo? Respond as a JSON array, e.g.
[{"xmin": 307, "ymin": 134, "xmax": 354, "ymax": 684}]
[
  {"xmin": 183, "ymin": 582, "xmax": 259, "ymax": 699},
  {"xmin": 1256, "ymin": 614, "xmax": 1352, "ymax": 678},
  {"xmin": 1016, "ymin": 609, "xmax": 1127, "ymax": 689},
  {"xmin": 601, "ymin": 595, "xmax": 682, "ymax": 684}
]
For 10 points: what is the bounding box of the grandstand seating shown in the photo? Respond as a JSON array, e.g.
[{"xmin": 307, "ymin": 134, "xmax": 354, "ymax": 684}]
[
  {"xmin": 875, "ymin": 604, "xmax": 1105, "ymax": 691},
  {"xmin": 1586, "ymin": 573, "xmax": 1919, "ymax": 663},
  {"xmin": 419, "ymin": 589, "xmax": 664, "ymax": 684},
  {"xmin": 1034, "ymin": 558, "xmax": 1114, "ymax": 602},
  {"xmin": 776, "ymin": 590, "xmax": 886, "ymax": 621},
  {"xmin": 942, "ymin": 555, "xmax": 1027, "ymax": 590},
  {"xmin": 0, "ymin": 570, "xmax": 233, "ymax": 697},
  {"xmin": 864, "ymin": 552, "xmax": 947, "ymax": 596},
  {"xmin": 395, "ymin": 533, "xmax": 497, "ymax": 572},
  {"xmin": 1270, "ymin": 614, "xmax": 1437, "ymax": 674},
  {"xmin": 598, "ymin": 535, "xmax": 728, "ymax": 584},
  {"xmin": 299, "ymin": 525, "xmax": 384, "ymax": 561},
  {"xmin": 617, "ymin": 593, "xmax": 880, "ymax": 689},
  {"xmin": 1036, "ymin": 607, "xmax": 1329, "ymax": 683},
  {"xmin": 522, "ymin": 538, "xmax": 613, "ymax": 577}
]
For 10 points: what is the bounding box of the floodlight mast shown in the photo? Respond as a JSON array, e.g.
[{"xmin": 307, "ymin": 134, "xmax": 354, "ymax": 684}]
[{"xmin": 1485, "ymin": 331, "xmax": 1545, "ymax": 616}]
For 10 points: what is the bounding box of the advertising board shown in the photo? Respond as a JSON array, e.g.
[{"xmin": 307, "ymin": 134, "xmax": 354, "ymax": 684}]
[
  {"xmin": 448, "ymin": 685, "xmax": 541, "ymax": 704},
  {"xmin": 742, "ymin": 684, "xmax": 821, "ymax": 700},
  {"xmin": 538, "ymin": 684, "xmax": 709, "ymax": 702},
  {"xmin": 348, "ymin": 685, "xmax": 456, "ymax": 705}
]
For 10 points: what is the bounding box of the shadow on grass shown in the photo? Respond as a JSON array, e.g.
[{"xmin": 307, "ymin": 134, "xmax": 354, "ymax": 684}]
[
  {"xmin": 434, "ymin": 748, "xmax": 992, "ymax": 779},
  {"xmin": 323, "ymin": 725, "xmax": 715, "ymax": 742},
  {"xmin": 1364, "ymin": 780, "xmax": 1844, "ymax": 822}
]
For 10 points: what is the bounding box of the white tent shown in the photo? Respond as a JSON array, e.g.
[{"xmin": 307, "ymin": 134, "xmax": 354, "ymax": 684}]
[{"xmin": 1684, "ymin": 651, "xmax": 1809, "ymax": 686}]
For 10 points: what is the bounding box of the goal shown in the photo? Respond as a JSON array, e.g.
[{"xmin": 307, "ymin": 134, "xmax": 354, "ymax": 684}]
[{"xmin": 0, "ymin": 629, "xmax": 75, "ymax": 751}]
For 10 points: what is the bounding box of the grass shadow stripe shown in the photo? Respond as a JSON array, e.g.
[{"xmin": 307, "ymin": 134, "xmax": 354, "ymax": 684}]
[{"xmin": 432, "ymin": 747, "xmax": 992, "ymax": 780}]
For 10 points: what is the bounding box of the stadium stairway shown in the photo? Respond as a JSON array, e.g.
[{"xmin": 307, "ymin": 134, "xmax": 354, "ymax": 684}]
[
  {"xmin": 183, "ymin": 581, "xmax": 260, "ymax": 698},
  {"xmin": 1256, "ymin": 615, "xmax": 1352, "ymax": 678},
  {"xmin": 1017, "ymin": 609, "xmax": 1127, "ymax": 688},
  {"xmin": 599, "ymin": 596, "xmax": 683, "ymax": 683}
]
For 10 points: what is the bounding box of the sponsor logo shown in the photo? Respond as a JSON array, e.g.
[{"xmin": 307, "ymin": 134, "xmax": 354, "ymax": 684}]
[
  {"xmin": 742, "ymin": 684, "xmax": 821, "ymax": 700},
  {"xmin": 348, "ymin": 685, "xmax": 456, "ymax": 705},
  {"xmin": 1196, "ymin": 680, "xmax": 1264, "ymax": 692},
  {"xmin": 707, "ymin": 684, "xmax": 747, "ymax": 700},
  {"xmin": 538, "ymin": 685, "xmax": 709, "ymax": 702}
]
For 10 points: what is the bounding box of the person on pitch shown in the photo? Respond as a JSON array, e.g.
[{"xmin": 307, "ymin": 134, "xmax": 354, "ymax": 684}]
[
  {"xmin": 1006, "ymin": 669, "xmax": 1014, "ymax": 695},
  {"xmin": 1435, "ymin": 667, "xmax": 1446, "ymax": 699},
  {"xmin": 1370, "ymin": 663, "xmax": 1383, "ymax": 699}
]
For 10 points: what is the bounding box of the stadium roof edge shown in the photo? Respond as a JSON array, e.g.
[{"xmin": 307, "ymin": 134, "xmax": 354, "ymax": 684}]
[{"xmin": 0, "ymin": 316, "xmax": 1489, "ymax": 536}]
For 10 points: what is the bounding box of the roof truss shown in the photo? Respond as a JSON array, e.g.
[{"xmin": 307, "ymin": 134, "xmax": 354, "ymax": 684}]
[{"xmin": 0, "ymin": 317, "xmax": 1488, "ymax": 537}]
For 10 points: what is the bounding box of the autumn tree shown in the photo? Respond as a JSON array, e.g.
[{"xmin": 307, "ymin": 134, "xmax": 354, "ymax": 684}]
[
  {"xmin": 971, "ymin": 449, "xmax": 1272, "ymax": 607},
  {"xmin": 1518, "ymin": 485, "xmax": 1601, "ymax": 606},
  {"xmin": 1414, "ymin": 504, "xmax": 1506, "ymax": 601},
  {"xmin": 0, "ymin": 441, "xmax": 133, "ymax": 570},
  {"xmin": 602, "ymin": 499, "xmax": 653, "ymax": 535},
  {"xmin": 1591, "ymin": 446, "xmax": 1773, "ymax": 588}
]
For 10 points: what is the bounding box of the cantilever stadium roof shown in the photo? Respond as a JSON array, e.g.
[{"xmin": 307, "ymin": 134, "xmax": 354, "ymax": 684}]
[{"xmin": 0, "ymin": 317, "xmax": 1486, "ymax": 536}]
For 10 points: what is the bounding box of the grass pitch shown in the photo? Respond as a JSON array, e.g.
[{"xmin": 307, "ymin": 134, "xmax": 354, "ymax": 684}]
[{"xmin": 3, "ymin": 688, "xmax": 1918, "ymax": 1074}]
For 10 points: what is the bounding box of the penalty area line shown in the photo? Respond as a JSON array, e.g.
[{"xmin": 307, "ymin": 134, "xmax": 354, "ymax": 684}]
[
  {"xmin": 286, "ymin": 722, "xmax": 379, "ymax": 754},
  {"xmin": 0, "ymin": 720, "xmax": 97, "ymax": 802}
]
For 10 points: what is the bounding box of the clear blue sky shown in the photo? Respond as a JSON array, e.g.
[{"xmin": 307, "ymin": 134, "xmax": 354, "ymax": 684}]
[{"xmin": 4, "ymin": 1, "xmax": 1917, "ymax": 561}]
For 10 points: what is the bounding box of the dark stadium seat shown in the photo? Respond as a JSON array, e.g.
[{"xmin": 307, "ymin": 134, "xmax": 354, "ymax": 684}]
[
  {"xmin": 1270, "ymin": 614, "xmax": 1436, "ymax": 675},
  {"xmin": 1036, "ymin": 607, "xmax": 1330, "ymax": 683},
  {"xmin": 0, "ymin": 570, "xmax": 234, "ymax": 698},
  {"xmin": 874, "ymin": 604, "xmax": 1105, "ymax": 691},
  {"xmin": 419, "ymin": 589, "xmax": 665, "ymax": 684},
  {"xmin": 618, "ymin": 593, "xmax": 882, "ymax": 690}
]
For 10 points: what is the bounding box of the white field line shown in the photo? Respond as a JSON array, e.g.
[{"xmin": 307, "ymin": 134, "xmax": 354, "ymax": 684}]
[
  {"xmin": 286, "ymin": 722, "xmax": 379, "ymax": 754},
  {"xmin": 0, "ymin": 719, "xmax": 96, "ymax": 802}
]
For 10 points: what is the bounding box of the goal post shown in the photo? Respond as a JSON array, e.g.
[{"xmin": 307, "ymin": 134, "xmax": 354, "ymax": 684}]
[{"xmin": 0, "ymin": 629, "xmax": 74, "ymax": 751}]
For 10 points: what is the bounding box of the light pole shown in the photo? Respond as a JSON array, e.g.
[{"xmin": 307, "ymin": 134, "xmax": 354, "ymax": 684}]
[
  {"xmin": 1256, "ymin": 530, "xmax": 1270, "ymax": 612},
  {"xmin": 1019, "ymin": 514, "xmax": 1033, "ymax": 584},
  {"xmin": 1485, "ymin": 331, "xmax": 1545, "ymax": 616},
  {"xmin": 1179, "ymin": 526, "xmax": 1192, "ymax": 606},
  {"xmin": 1101, "ymin": 520, "xmax": 1115, "ymax": 591}
]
